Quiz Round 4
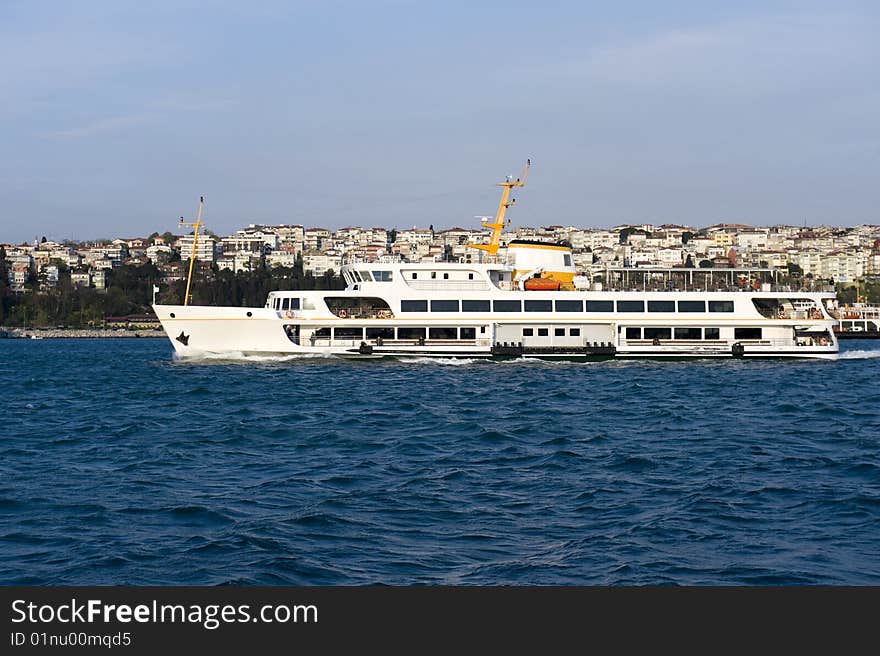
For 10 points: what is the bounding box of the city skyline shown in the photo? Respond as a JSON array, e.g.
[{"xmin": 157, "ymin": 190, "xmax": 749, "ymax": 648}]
[{"xmin": 3, "ymin": 1, "xmax": 879, "ymax": 244}]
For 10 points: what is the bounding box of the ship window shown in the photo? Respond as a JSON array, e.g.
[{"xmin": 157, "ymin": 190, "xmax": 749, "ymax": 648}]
[
  {"xmin": 674, "ymin": 327, "xmax": 702, "ymax": 340},
  {"xmin": 462, "ymin": 299, "xmax": 490, "ymax": 312},
  {"xmin": 366, "ymin": 327, "xmax": 395, "ymax": 339},
  {"xmin": 644, "ymin": 327, "xmax": 672, "ymax": 340},
  {"xmin": 460, "ymin": 327, "xmax": 476, "ymax": 340},
  {"xmin": 443, "ymin": 273, "xmax": 449, "ymax": 280},
  {"xmin": 290, "ymin": 298, "xmax": 300, "ymax": 310},
  {"xmin": 352, "ymin": 271, "xmax": 362, "ymax": 282},
  {"xmin": 555, "ymin": 299, "xmax": 583, "ymax": 312},
  {"xmin": 625, "ymin": 327, "xmax": 641, "ymax": 339},
  {"xmin": 554, "ymin": 328, "xmax": 565, "ymax": 337},
  {"xmin": 325, "ymin": 296, "xmax": 392, "ymax": 316},
  {"xmin": 431, "ymin": 271, "xmax": 437, "ymax": 279},
  {"xmin": 708, "ymin": 300, "xmax": 734, "ymax": 313},
  {"xmin": 494, "ymin": 300, "xmax": 522, "ymax": 312},
  {"xmin": 359, "ymin": 271, "xmax": 373, "ymax": 281},
  {"xmin": 397, "ymin": 327, "xmax": 426, "ymax": 340},
  {"xmin": 431, "ymin": 300, "xmax": 459, "ymax": 312},
  {"xmin": 429, "ymin": 327, "xmax": 457, "ymax": 339},
  {"xmin": 401, "ymin": 300, "xmax": 428, "ymax": 312},
  {"xmin": 282, "ymin": 298, "xmax": 290, "ymax": 310},
  {"xmin": 302, "ymin": 298, "xmax": 316, "ymax": 310},
  {"xmin": 569, "ymin": 328, "xmax": 580, "ymax": 336},
  {"xmin": 647, "ymin": 300, "xmax": 675, "ymax": 312},
  {"xmin": 678, "ymin": 300, "xmax": 706, "ymax": 313},
  {"xmin": 372, "ymin": 270, "xmax": 393, "ymax": 282},
  {"xmin": 468, "ymin": 273, "xmax": 474, "ymax": 280},
  {"xmin": 334, "ymin": 327, "xmax": 363, "ymax": 339},
  {"xmin": 411, "ymin": 272, "xmax": 418, "ymax": 279},
  {"xmin": 734, "ymin": 327, "xmax": 762, "ymax": 340},
  {"xmin": 312, "ymin": 327, "xmax": 330, "ymax": 338},
  {"xmin": 537, "ymin": 328, "xmax": 549, "ymax": 337},
  {"xmin": 522, "ymin": 328, "xmax": 534, "ymax": 337},
  {"xmin": 480, "ymin": 326, "xmax": 486, "ymax": 334},
  {"xmin": 704, "ymin": 327, "xmax": 720, "ymax": 340},
  {"xmin": 525, "ymin": 299, "xmax": 552, "ymax": 312},
  {"xmin": 617, "ymin": 300, "xmax": 645, "ymax": 312},
  {"xmin": 586, "ymin": 300, "xmax": 614, "ymax": 312},
  {"xmin": 563, "ymin": 254, "xmax": 572, "ymax": 267}
]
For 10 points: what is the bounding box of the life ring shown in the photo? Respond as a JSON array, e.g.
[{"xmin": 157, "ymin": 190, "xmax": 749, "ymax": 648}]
[
  {"xmin": 284, "ymin": 310, "xmax": 295, "ymax": 319},
  {"xmin": 338, "ymin": 309, "xmax": 347, "ymax": 319}
]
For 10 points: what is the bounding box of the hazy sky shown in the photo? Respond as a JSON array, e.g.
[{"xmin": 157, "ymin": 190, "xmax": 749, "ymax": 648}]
[{"xmin": 1, "ymin": 0, "xmax": 878, "ymax": 243}]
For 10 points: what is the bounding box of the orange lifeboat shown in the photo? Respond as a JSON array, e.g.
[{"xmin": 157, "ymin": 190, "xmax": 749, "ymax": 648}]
[{"xmin": 524, "ymin": 277, "xmax": 561, "ymax": 291}]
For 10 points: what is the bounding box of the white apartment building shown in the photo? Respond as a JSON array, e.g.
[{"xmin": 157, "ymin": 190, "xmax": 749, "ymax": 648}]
[{"xmin": 179, "ymin": 235, "xmax": 217, "ymax": 263}]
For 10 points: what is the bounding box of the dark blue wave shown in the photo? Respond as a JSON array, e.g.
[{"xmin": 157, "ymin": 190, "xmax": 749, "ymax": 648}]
[{"xmin": 0, "ymin": 339, "xmax": 879, "ymax": 585}]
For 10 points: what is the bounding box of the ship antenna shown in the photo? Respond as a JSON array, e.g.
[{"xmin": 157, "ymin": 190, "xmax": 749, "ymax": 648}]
[
  {"xmin": 470, "ymin": 159, "xmax": 530, "ymax": 258},
  {"xmin": 178, "ymin": 196, "xmax": 204, "ymax": 306}
]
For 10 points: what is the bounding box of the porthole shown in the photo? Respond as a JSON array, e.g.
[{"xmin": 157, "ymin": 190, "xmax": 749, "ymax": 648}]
[
  {"xmin": 247, "ymin": 311, "xmax": 253, "ymax": 317},
  {"xmin": 170, "ymin": 313, "xmax": 175, "ymax": 318}
]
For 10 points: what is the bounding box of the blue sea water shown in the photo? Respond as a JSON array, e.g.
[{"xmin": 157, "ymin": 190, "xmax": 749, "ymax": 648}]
[{"xmin": 1, "ymin": 338, "xmax": 879, "ymax": 585}]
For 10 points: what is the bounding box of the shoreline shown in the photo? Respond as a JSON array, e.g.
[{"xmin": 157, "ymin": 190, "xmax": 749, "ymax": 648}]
[{"xmin": 1, "ymin": 327, "xmax": 165, "ymax": 339}]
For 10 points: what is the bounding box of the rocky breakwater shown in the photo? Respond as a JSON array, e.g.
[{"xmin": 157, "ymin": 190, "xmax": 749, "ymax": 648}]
[{"xmin": 2, "ymin": 327, "xmax": 165, "ymax": 339}]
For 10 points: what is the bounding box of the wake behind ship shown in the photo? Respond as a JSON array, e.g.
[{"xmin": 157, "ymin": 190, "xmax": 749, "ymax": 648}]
[{"xmin": 154, "ymin": 164, "xmax": 839, "ymax": 360}]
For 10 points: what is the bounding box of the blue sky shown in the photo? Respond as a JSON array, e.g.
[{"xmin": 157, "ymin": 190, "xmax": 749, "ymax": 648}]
[{"xmin": 1, "ymin": 0, "xmax": 878, "ymax": 243}]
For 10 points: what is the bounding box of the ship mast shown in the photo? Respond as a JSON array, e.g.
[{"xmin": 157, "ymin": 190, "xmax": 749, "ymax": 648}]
[
  {"xmin": 178, "ymin": 196, "xmax": 204, "ymax": 306},
  {"xmin": 470, "ymin": 159, "xmax": 530, "ymax": 258}
]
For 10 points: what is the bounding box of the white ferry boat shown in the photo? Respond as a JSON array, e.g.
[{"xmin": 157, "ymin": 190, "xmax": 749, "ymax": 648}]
[
  {"xmin": 154, "ymin": 165, "xmax": 839, "ymax": 360},
  {"xmin": 834, "ymin": 303, "xmax": 880, "ymax": 338}
]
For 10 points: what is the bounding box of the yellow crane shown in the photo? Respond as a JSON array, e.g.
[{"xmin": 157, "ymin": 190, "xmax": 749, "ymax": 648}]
[
  {"xmin": 470, "ymin": 159, "xmax": 530, "ymax": 258},
  {"xmin": 178, "ymin": 196, "xmax": 204, "ymax": 306}
]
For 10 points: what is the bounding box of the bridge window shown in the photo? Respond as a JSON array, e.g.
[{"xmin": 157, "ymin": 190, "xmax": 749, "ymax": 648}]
[
  {"xmin": 401, "ymin": 300, "xmax": 428, "ymax": 312},
  {"xmin": 525, "ymin": 299, "xmax": 552, "ymax": 312},
  {"xmin": 734, "ymin": 327, "xmax": 762, "ymax": 340},
  {"xmin": 555, "ymin": 299, "xmax": 583, "ymax": 312},
  {"xmin": 429, "ymin": 327, "xmax": 457, "ymax": 339},
  {"xmin": 678, "ymin": 300, "xmax": 706, "ymax": 312},
  {"xmin": 281, "ymin": 298, "xmax": 290, "ymax": 310},
  {"xmin": 494, "ymin": 300, "xmax": 522, "ymax": 312},
  {"xmin": 644, "ymin": 327, "xmax": 672, "ymax": 340},
  {"xmin": 674, "ymin": 327, "xmax": 702, "ymax": 340},
  {"xmin": 462, "ymin": 299, "xmax": 490, "ymax": 312},
  {"xmin": 372, "ymin": 271, "xmax": 393, "ymax": 282},
  {"xmin": 617, "ymin": 300, "xmax": 645, "ymax": 312},
  {"xmin": 586, "ymin": 300, "xmax": 614, "ymax": 312},
  {"xmin": 460, "ymin": 327, "xmax": 476, "ymax": 340},
  {"xmin": 708, "ymin": 300, "xmax": 734, "ymax": 312},
  {"xmin": 704, "ymin": 327, "xmax": 720, "ymax": 340},
  {"xmin": 647, "ymin": 300, "xmax": 675, "ymax": 312},
  {"xmin": 358, "ymin": 271, "xmax": 373, "ymax": 281},
  {"xmin": 431, "ymin": 300, "xmax": 459, "ymax": 312}
]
